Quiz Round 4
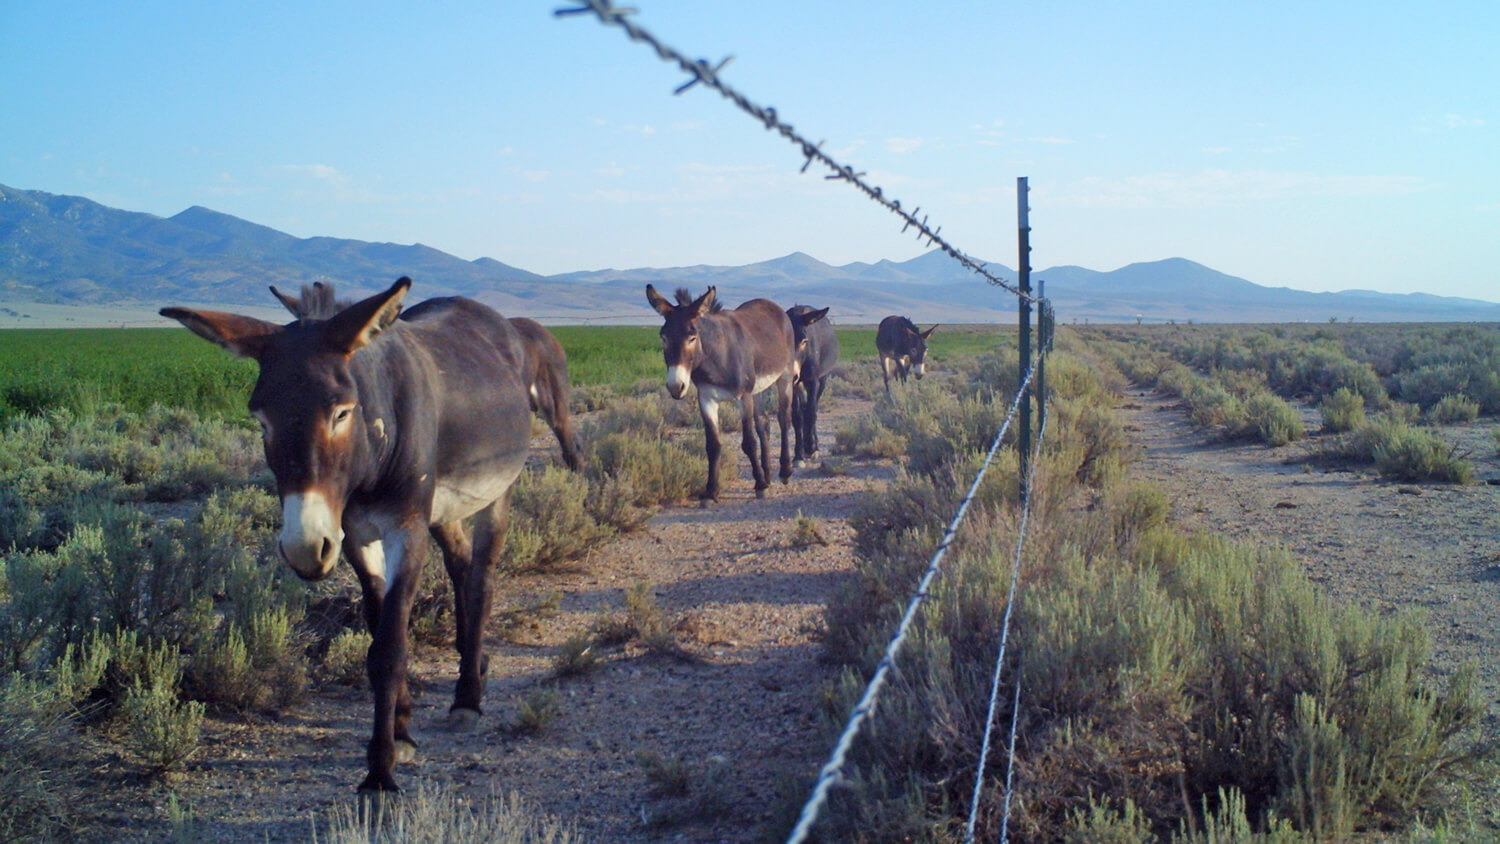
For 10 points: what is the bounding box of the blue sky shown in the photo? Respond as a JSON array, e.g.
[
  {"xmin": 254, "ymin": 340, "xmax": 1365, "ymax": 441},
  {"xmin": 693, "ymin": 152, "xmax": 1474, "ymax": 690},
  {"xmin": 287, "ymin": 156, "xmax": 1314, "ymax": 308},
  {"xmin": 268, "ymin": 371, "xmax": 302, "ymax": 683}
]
[{"xmin": 3, "ymin": 1, "xmax": 1495, "ymax": 300}]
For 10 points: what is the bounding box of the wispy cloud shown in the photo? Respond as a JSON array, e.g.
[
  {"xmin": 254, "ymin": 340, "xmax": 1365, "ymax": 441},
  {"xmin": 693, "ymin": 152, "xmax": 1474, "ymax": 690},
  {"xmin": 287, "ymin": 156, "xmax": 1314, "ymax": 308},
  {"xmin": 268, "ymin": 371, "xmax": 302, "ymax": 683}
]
[
  {"xmin": 1418, "ymin": 112, "xmax": 1487, "ymax": 133},
  {"xmin": 276, "ymin": 164, "xmax": 347, "ymax": 185},
  {"xmin": 1020, "ymin": 136, "xmax": 1074, "ymax": 145},
  {"xmin": 506, "ymin": 167, "xmax": 550, "ymax": 184},
  {"xmin": 886, "ymin": 137, "xmax": 925, "ymax": 154},
  {"xmin": 1056, "ymin": 169, "xmax": 1433, "ymax": 208}
]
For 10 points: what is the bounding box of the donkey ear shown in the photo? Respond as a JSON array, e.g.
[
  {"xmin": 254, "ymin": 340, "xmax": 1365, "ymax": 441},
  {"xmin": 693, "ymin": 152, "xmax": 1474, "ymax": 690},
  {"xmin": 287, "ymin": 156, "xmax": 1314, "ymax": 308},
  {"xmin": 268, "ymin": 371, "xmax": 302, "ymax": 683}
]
[
  {"xmin": 805, "ymin": 307, "xmax": 830, "ymax": 326},
  {"xmin": 269, "ymin": 285, "xmax": 303, "ymax": 317},
  {"xmin": 646, "ymin": 284, "xmax": 674, "ymax": 317},
  {"xmin": 690, "ymin": 286, "xmax": 717, "ymax": 318},
  {"xmin": 160, "ymin": 307, "xmax": 281, "ymax": 360},
  {"xmin": 326, "ymin": 277, "xmax": 411, "ymax": 354},
  {"xmin": 921, "ymin": 324, "xmax": 939, "ymax": 339}
]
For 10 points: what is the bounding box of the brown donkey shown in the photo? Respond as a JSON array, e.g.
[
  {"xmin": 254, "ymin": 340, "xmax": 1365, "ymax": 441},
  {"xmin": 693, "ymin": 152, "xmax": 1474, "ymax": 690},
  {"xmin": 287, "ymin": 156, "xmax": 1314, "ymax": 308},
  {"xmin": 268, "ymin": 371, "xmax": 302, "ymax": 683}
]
[
  {"xmin": 875, "ymin": 315, "xmax": 937, "ymax": 394},
  {"xmin": 647, "ymin": 285, "xmax": 797, "ymax": 499},
  {"xmin": 163, "ymin": 278, "xmax": 532, "ymax": 793}
]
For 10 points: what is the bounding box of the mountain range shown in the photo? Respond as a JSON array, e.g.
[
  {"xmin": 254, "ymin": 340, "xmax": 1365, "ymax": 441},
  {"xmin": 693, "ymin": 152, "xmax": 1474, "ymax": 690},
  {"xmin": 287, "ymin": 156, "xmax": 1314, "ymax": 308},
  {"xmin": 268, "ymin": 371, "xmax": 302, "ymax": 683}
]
[{"xmin": 3, "ymin": 183, "xmax": 1497, "ymax": 326}]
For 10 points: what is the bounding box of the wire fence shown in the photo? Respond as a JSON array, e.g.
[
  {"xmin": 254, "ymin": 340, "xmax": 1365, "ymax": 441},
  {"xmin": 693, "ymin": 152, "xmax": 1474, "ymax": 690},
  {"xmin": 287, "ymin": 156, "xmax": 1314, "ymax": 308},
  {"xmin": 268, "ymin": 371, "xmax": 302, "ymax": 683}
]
[
  {"xmin": 557, "ymin": 4, "xmax": 1053, "ymax": 840},
  {"xmin": 963, "ymin": 398, "xmax": 1049, "ymax": 843}
]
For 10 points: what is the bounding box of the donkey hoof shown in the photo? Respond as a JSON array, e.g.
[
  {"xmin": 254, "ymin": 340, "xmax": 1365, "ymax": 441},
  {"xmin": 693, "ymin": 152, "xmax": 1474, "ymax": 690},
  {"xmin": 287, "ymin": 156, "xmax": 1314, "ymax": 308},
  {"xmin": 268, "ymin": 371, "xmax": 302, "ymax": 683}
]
[
  {"xmin": 447, "ymin": 707, "xmax": 481, "ymax": 733},
  {"xmin": 357, "ymin": 776, "xmax": 401, "ymax": 795},
  {"xmin": 794, "ymin": 458, "xmax": 807, "ymax": 469},
  {"xmin": 754, "ymin": 487, "xmax": 767, "ymax": 499},
  {"xmin": 394, "ymin": 738, "xmax": 418, "ymax": 764}
]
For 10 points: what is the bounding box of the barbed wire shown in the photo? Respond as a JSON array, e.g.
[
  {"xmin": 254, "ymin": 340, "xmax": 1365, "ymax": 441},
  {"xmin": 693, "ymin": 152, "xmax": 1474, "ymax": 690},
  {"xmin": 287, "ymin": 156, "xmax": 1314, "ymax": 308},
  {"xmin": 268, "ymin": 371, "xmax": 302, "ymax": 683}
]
[
  {"xmin": 963, "ymin": 382, "xmax": 1048, "ymax": 843},
  {"xmin": 555, "ymin": 0, "xmax": 1039, "ymax": 303},
  {"xmin": 783, "ymin": 363, "xmax": 1037, "ymax": 844}
]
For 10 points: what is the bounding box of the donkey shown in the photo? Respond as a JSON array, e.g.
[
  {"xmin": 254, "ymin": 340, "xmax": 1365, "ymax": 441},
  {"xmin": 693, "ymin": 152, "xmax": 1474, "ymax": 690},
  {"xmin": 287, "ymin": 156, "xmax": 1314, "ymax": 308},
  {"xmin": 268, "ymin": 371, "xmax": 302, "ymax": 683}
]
[
  {"xmin": 509, "ymin": 317, "xmax": 583, "ymax": 471},
  {"xmin": 163, "ymin": 278, "xmax": 532, "ymax": 793},
  {"xmin": 646, "ymin": 284, "xmax": 797, "ymax": 500},
  {"xmin": 786, "ymin": 305, "xmax": 835, "ymax": 465},
  {"xmin": 875, "ymin": 315, "xmax": 938, "ymax": 394}
]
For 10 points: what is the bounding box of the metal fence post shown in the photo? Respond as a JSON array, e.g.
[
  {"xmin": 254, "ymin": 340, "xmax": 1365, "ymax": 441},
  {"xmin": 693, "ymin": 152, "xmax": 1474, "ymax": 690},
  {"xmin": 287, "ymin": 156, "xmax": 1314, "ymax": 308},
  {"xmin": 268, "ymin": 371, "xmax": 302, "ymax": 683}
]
[{"xmin": 1016, "ymin": 178, "xmax": 1032, "ymax": 499}]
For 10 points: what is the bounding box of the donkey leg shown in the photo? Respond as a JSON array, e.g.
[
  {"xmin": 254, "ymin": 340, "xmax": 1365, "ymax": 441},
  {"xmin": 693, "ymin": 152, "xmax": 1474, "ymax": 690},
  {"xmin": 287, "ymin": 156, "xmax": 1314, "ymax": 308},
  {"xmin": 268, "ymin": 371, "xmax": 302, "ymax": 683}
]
[
  {"xmin": 431, "ymin": 522, "xmax": 485, "ymax": 731},
  {"xmin": 344, "ymin": 536, "xmax": 416, "ymax": 763},
  {"xmin": 360, "ymin": 523, "xmax": 424, "ymax": 793},
  {"xmin": 776, "ymin": 378, "xmax": 794, "ymax": 484},
  {"xmin": 880, "ymin": 355, "xmax": 893, "ymax": 395},
  {"xmin": 698, "ymin": 392, "xmax": 723, "ymax": 501},
  {"xmin": 448, "ymin": 494, "xmax": 510, "ymax": 730},
  {"xmin": 808, "ymin": 377, "xmax": 828, "ymax": 457},
  {"xmin": 740, "ymin": 395, "xmax": 769, "ymax": 496},
  {"xmin": 791, "ymin": 382, "xmax": 807, "ymax": 465},
  {"xmin": 755, "ymin": 400, "xmax": 774, "ymax": 488}
]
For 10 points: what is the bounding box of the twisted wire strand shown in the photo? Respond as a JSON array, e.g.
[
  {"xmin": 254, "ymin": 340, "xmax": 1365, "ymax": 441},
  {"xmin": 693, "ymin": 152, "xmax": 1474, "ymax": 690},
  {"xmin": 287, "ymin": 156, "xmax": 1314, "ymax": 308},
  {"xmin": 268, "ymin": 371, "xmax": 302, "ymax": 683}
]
[
  {"xmin": 962, "ymin": 380, "xmax": 1049, "ymax": 843},
  {"xmin": 784, "ymin": 364, "xmax": 1037, "ymax": 844},
  {"xmin": 556, "ymin": 0, "xmax": 1038, "ymax": 302}
]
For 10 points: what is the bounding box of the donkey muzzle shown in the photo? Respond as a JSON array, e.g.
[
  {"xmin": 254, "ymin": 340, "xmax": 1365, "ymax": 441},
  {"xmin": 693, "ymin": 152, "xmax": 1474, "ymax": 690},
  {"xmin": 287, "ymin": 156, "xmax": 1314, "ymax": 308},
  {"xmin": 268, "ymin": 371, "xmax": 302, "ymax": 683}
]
[
  {"xmin": 665, "ymin": 365, "xmax": 691, "ymax": 400},
  {"xmin": 278, "ymin": 492, "xmax": 343, "ymax": 580}
]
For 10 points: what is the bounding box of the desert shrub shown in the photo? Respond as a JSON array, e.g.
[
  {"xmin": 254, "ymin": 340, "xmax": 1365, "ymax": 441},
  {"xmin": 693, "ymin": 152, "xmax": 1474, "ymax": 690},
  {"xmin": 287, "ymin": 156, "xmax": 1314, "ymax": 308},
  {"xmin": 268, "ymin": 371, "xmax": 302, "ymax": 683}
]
[
  {"xmin": 504, "ymin": 466, "xmax": 615, "ymax": 572},
  {"xmin": 1386, "ymin": 402, "xmax": 1421, "ymax": 425},
  {"xmin": 321, "ymin": 628, "xmax": 371, "ymax": 687},
  {"xmin": 881, "ymin": 385, "xmax": 1010, "ymax": 478},
  {"xmin": 587, "ymin": 431, "xmax": 710, "ymax": 507},
  {"xmin": 1109, "ymin": 483, "xmax": 1169, "ymax": 552},
  {"xmin": 314, "ymin": 783, "xmax": 575, "ymax": 844},
  {"xmin": 514, "ymin": 688, "xmax": 562, "ymax": 735},
  {"xmin": 1244, "ymin": 392, "xmax": 1304, "ymax": 446},
  {"xmin": 1425, "ymin": 394, "xmax": 1480, "ymax": 425},
  {"xmin": 832, "ymin": 413, "xmax": 907, "ymax": 460},
  {"xmin": 551, "ymin": 633, "xmax": 599, "ymax": 678},
  {"xmin": 1155, "ymin": 363, "xmax": 1197, "ymax": 399},
  {"xmin": 813, "ymin": 345, "xmax": 1481, "ymax": 842},
  {"xmin": 581, "ymin": 394, "xmax": 665, "ymax": 440},
  {"xmin": 1396, "ymin": 364, "xmax": 1472, "ymax": 412},
  {"xmin": 1356, "ymin": 419, "xmax": 1472, "ymax": 483},
  {"xmin": 0, "ymin": 677, "xmax": 81, "ymax": 842},
  {"xmin": 120, "ymin": 638, "xmax": 204, "ymax": 773},
  {"xmin": 1319, "ymin": 387, "xmax": 1365, "ymax": 433},
  {"xmin": 568, "ymin": 382, "xmax": 619, "ymax": 414},
  {"xmin": 1186, "ymin": 380, "xmax": 1245, "ymax": 432},
  {"xmin": 788, "ymin": 510, "xmax": 828, "ymax": 547}
]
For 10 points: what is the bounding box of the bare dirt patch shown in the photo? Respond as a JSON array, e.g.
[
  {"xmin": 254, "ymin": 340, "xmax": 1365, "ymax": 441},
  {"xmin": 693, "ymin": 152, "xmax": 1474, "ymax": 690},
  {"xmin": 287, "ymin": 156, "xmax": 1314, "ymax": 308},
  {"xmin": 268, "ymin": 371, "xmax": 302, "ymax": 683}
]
[{"xmin": 85, "ymin": 393, "xmax": 887, "ymax": 843}]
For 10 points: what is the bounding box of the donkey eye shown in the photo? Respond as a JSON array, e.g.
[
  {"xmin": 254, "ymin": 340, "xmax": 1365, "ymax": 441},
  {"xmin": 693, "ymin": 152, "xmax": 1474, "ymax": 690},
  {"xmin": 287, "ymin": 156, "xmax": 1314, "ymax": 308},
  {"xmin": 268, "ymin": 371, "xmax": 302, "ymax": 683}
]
[{"xmin": 332, "ymin": 404, "xmax": 355, "ymax": 427}]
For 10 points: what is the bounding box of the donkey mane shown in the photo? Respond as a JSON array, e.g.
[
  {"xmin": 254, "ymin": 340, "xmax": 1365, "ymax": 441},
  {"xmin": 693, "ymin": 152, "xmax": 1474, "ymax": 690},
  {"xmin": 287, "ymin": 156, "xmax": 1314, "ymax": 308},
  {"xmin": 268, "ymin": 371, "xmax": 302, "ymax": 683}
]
[
  {"xmin": 280, "ymin": 282, "xmax": 400, "ymax": 332},
  {"xmin": 674, "ymin": 287, "xmax": 724, "ymax": 313},
  {"xmin": 893, "ymin": 315, "xmax": 920, "ymax": 334},
  {"xmin": 291, "ymin": 282, "xmax": 349, "ymax": 320}
]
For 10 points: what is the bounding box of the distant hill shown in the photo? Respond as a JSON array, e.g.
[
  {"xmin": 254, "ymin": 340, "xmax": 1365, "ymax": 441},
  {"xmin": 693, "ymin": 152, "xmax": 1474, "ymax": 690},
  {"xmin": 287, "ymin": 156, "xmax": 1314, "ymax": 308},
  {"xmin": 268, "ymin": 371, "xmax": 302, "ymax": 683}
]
[{"xmin": 3, "ymin": 183, "xmax": 1497, "ymax": 325}]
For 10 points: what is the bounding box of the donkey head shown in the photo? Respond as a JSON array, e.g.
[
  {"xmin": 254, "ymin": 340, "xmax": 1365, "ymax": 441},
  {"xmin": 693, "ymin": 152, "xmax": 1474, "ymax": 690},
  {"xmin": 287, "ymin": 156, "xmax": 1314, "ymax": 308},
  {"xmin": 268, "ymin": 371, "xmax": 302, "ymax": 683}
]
[
  {"xmin": 788, "ymin": 306, "xmax": 829, "ymax": 355},
  {"xmin": 908, "ymin": 324, "xmax": 938, "ymax": 379},
  {"xmin": 161, "ymin": 278, "xmax": 411, "ymax": 581},
  {"xmin": 646, "ymin": 284, "xmax": 718, "ymax": 400}
]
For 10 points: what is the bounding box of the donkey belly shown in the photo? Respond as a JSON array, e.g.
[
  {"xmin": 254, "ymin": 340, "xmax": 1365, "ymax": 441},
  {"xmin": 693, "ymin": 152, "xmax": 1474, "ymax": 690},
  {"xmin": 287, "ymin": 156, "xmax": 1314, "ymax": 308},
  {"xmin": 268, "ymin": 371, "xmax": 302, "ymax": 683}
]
[
  {"xmin": 752, "ymin": 371, "xmax": 782, "ymax": 395},
  {"xmin": 430, "ymin": 455, "xmax": 526, "ymax": 524}
]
